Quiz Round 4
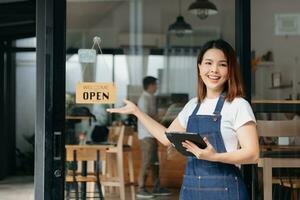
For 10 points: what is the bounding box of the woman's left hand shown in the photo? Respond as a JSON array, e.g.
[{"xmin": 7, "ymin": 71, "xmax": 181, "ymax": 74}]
[{"xmin": 182, "ymin": 137, "xmax": 217, "ymax": 161}]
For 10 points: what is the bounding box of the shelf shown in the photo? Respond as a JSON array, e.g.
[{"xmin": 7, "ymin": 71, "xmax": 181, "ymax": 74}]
[
  {"xmin": 257, "ymin": 61, "xmax": 274, "ymax": 67},
  {"xmin": 252, "ymin": 100, "xmax": 300, "ymax": 112},
  {"xmin": 269, "ymin": 83, "xmax": 293, "ymax": 89},
  {"xmin": 252, "ymin": 100, "xmax": 300, "ymax": 104}
]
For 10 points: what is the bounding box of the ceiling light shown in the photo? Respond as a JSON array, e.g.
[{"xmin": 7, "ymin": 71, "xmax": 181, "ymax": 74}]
[
  {"xmin": 168, "ymin": 0, "xmax": 192, "ymax": 37},
  {"xmin": 168, "ymin": 16, "xmax": 192, "ymax": 37},
  {"xmin": 188, "ymin": 0, "xmax": 218, "ymax": 20}
]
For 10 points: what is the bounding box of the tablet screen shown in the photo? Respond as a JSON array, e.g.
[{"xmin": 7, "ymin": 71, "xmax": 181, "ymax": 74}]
[{"xmin": 166, "ymin": 132, "xmax": 207, "ymax": 157}]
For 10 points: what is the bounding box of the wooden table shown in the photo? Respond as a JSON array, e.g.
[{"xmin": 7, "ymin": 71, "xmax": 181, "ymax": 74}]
[
  {"xmin": 258, "ymin": 145, "xmax": 300, "ymax": 200},
  {"xmin": 65, "ymin": 115, "xmax": 93, "ymax": 125}
]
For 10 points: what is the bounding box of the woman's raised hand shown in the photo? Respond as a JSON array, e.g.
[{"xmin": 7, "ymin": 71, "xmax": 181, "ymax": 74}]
[{"xmin": 106, "ymin": 99, "xmax": 139, "ymax": 115}]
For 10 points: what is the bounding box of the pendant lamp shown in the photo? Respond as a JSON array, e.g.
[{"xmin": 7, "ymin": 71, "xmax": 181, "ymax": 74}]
[
  {"xmin": 168, "ymin": 0, "xmax": 192, "ymax": 37},
  {"xmin": 188, "ymin": 0, "xmax": 218, "ymax": 20}
]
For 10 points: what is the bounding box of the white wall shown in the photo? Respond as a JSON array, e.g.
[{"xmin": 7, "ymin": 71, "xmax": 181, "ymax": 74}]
[{"xmin": 252, "ymin": 0, "xmax": 300, "ymax": 100}]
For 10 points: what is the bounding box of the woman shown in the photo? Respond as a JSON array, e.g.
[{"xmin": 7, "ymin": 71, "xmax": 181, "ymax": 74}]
[{"xmin": 107, "ymin": 39, "xmax": 259, "ymax": 200}]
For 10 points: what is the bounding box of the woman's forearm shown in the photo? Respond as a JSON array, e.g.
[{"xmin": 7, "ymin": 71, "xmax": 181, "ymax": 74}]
[
  {"xmin": 212, "ymin": 148, "xmax": 259, "ymax": 165},
  {"xmin": 135, "ymin": 109, "xmax": 170, "ymax": 146}
]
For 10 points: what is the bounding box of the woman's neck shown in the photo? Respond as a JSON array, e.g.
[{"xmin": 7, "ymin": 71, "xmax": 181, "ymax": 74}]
[{"xmin": 206, "ymin": 90, "xmax": 222, "ymax": 99}]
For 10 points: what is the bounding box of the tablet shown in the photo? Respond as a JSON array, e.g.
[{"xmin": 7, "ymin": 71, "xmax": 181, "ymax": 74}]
[{"xmin": 166, "ymin": 132, "xmax": 207, "ymax": 157}]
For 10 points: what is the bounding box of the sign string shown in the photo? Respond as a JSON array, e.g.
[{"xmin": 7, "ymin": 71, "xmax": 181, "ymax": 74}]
[
  {"xmin": 81, "ymin": 36, "xmax": 106, "ymax": 78},
  {"xmin": 92, "ymin": 36, "xmax": 103, "ymax": 54}
]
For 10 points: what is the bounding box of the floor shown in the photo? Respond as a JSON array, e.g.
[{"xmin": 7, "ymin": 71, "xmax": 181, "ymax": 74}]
[
  {"xmin": 0, "ymin": 176, "xmax": 34, "ymax": 200},
  {"xmin": 0, "ymin": 176, "xmax": 180, "ymax": 200}
]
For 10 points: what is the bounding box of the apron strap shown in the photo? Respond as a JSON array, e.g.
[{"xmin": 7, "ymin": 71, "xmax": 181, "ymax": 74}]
[
  {"xmin": 191, "ymin": 103, "xmax": 200, "ymax": 116},
  {"xmin": 213, "ymin": 92, "xmax": 226, "ymax": 115},
  {"xmin": 192, "ymin": 92, "xmax": 226, "ymax": 116}
]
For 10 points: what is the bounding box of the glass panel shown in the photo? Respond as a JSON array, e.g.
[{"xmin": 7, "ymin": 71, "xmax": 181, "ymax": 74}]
[
  {"xmin": 65, "ymin": 0, "xmax": 235, "ymax": 198},
  {"xmin": 251, "ymin": 1, "xmax": 300, "ymax": 199},
  {"xmin": 147, "ymin": 55, "xmax": 164, "ymax": 78},
  {"xmin": 114, "ymin": 55, "xmax": 129, "ymax": 107},
  {"xmin": 14, "ymin": 37, "xmax": 36, "ymax": 48},
  {"xmin": 15, "ymin": 52, "xmax": 36, "ymax": 175}
]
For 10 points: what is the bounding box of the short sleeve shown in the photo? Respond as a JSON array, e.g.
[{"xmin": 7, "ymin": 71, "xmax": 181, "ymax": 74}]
[
  {"xmin": 233, "ymin": 99, "xmax": 256, "ymax": 131},
  {"xmin": 178, "ymin": 98, "xmax": 197, "ymax": 129}
]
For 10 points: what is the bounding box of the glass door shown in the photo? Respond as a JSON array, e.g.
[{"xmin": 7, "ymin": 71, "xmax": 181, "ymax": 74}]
[
  {"xmin": 251, "ymin": 1, "xmax": 300, "ymax": 199},
  {"xmin": 64, "ymin": 0, "xmax": 239, "ymax": 199}
]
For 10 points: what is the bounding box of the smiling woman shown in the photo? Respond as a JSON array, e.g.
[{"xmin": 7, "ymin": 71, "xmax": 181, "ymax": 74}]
[
  {"xmin": 107, "ymin": 39, "xmax": 259, "ymax": 200},
  {"xmin": 196, "ymin": 40, "xmax": 244, "ymax": 103},
  {"xmin": 198, "ymin": 48, "xmax": 229, "ymax": 97}
]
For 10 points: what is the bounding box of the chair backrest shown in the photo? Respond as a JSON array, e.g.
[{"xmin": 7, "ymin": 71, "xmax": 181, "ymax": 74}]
[
  {"xmin": 65, "ymin": 145, "xmax": 106, "ymax": 162},
  {"xmin": 107, "ymin": 125, "xmax": 125, "ymax": 149},
  {"xmin": 257, "ymin": 120, "xmax": 300, "ymax": 137},
  {"xmin": 124, "ymin": 126, "xmax": 135, "ymax": 146}
]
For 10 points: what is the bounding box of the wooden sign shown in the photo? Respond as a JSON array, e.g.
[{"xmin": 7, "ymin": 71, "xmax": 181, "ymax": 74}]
[{"xmin": 76, "ymin": 82, "xmax": 116, "ymax": 104}]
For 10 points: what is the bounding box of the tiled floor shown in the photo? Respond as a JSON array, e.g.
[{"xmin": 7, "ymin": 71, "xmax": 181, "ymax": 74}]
[
  {"xmin": 0, "ymin": 176, "xmax": 180, "ymax": 200},
  {"xmin": 0, "ymin": 176, "xmax": 34, "ymax": 200}
]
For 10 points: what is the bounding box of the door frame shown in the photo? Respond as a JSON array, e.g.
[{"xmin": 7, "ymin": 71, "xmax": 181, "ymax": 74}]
[
  {"xmin": 235, "ymin": 0, "xmax": 254, "ymax": 199},
  {"xmin": 35, "ymin": 0, "xmax": 66, "ymax": 199}
]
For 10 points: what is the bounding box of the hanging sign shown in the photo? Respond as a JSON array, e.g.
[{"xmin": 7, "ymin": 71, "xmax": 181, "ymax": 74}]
[
  {"xmin": 76, "ymin": 82, "xmax": 116, "ymax": 104},
  {"xmin": 78, "ymin": 49, "xmax": 97, "ymax": 63}
]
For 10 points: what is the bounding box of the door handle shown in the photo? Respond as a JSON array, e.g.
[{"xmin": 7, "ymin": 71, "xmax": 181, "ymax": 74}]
[{"xmin": 53, "ymin": 131, "xmax": 62, "ymax": 161}]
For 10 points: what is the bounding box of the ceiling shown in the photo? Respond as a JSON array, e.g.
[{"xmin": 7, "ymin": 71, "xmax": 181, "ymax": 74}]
[
  {"xmin": 65, "ymin": 0, "xmax": 232, "ymax": 48},
  {"xmin": 0, "ymin": 0, "xmax": 131, "ymax": 40},
  {"xmin": 67, "ymin": 1, "xmax": 125, "ymax": 29},
  {"xmin": 0, "ymin": 0, "xmax": 35, "ymax": 40},
  {"xmin": 0, "ymin": 0, "xmax": 231, "ymax": 48}
]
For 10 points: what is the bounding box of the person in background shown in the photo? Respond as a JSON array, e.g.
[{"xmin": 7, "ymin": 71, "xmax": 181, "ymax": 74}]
[
  {"xmin": 136, "ymin": 76, "xmax": 171, "ymax": 198},
  {"xmin": 107, "ymin": 40, "xmax": 259, "ymax": 199}
]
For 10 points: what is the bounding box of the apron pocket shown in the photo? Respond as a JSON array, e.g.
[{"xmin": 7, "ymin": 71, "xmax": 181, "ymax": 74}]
[
  {"xmin": 181, "ymin": 175, "xmax": 240, "ymax": 200},
  {"xmin": 180, "ymin": 185, "xmax": 229, "ymax": 200}
]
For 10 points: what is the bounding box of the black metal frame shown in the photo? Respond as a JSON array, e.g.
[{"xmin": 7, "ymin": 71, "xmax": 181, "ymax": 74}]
[
  {"xmin": 0, "ymin": 40, "xmax": 16, "ymax": 180},
  {"xmin": 0, "ymin": 41, "xmax": 3, "ymax": 179},
  {"xmin": 0, "ymin": 0, "xmax": 36, "ymax": 40},
  {"xmin": 35, "ymin": 0, "xmax": 66, "ymax": 198},
  {"xmin": 235, "ymin": 0, "xmax": 255, "ymax": 199}
]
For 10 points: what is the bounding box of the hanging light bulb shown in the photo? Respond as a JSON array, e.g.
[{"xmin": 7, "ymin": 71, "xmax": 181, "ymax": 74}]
[
  {"xmin": 168, "ymin": 15, "xmax": 192, "ymax": 37},
  {"xmin": 168, "ymin": 0, "xmax": 192, "ymax": 37},
  {"xmin": 188, "ymin": 0, "xmax": 218, "ymax": 20}
]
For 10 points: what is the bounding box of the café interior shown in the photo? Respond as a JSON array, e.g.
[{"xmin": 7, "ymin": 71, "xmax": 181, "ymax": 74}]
[{"xmin": 0, "ymin": 0, "xmax": 300, "ymax": 199}]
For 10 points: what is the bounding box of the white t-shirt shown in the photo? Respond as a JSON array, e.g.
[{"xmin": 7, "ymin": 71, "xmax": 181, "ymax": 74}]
[
  {"xmin": 178, "ymin": 97, "xmax": 256, "ymax": 152},
  {"xmin": 137, "ymin": 91, "xmax": 157, "ymax": 139}
]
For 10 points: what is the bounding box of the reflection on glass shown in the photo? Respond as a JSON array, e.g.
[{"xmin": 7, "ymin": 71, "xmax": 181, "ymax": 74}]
[{"xmin": 65, "ymin": 0, "xmax": 235, "ymax": 198}]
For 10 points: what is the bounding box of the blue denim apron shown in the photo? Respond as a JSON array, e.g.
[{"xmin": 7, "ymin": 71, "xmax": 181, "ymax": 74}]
[{"xmin": 179, "ymin": 95, "xmax": 249, "ymax": 200}]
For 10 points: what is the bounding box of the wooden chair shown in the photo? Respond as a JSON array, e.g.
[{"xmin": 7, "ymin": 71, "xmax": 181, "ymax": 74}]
[
  {"xmin": 103, "ymin": 124, "xmax": 136, "ymax": 200},
  {"xmin": 257, "ymin": 120, "xmax": 300, "ymax": 138},
  {"xmin": 65, "ymin": 145, "xmax": 107, "ymax": 200},
  {"xmin": 257, "ymin": 120, "xmax": 300, "ymax": 200}
]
